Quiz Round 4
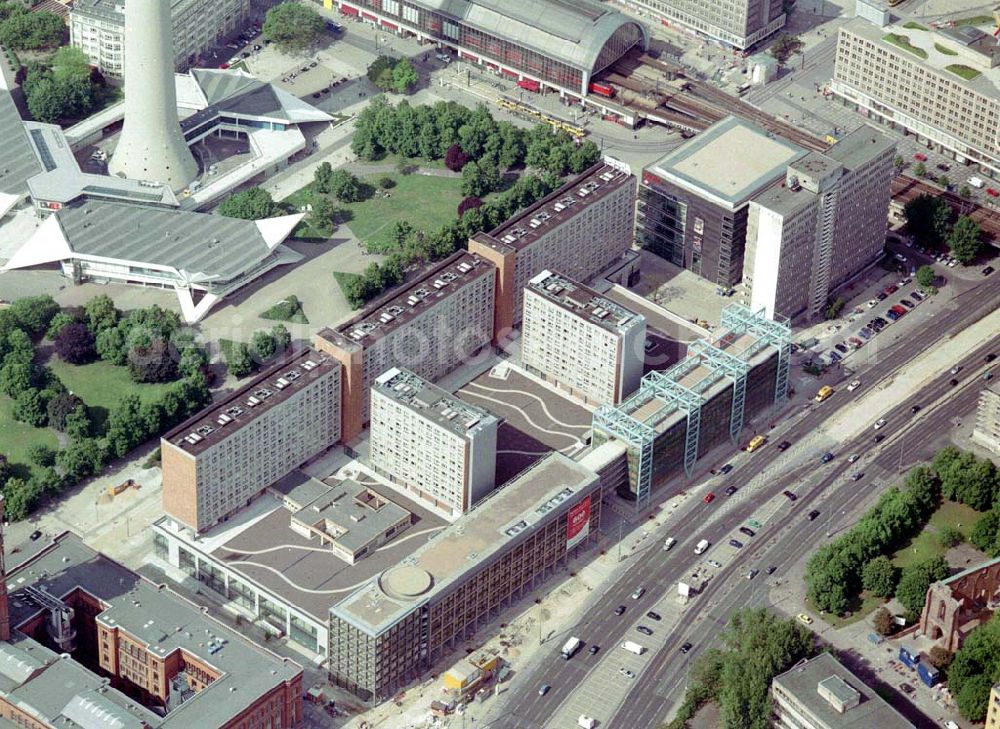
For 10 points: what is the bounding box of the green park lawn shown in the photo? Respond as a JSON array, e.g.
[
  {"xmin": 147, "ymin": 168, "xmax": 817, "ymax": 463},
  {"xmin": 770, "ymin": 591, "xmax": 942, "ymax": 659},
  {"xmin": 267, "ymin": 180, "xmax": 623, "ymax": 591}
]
[
  {"xmin": 0, "ymin": 395, "xmax": 60, "ymax": 477},
  {"xmin": 287, "ymin": 172, "xmax": 465, "ymax": 248},
  {"xmin": 891, "ymin": 500, "xmax": 980, "ymax": 570}
]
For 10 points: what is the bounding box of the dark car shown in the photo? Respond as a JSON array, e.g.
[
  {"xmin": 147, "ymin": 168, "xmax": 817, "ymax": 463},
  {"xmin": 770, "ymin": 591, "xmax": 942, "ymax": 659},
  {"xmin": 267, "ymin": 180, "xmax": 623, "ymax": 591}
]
[
  {"xmin": 766, "ymin": 565, "xmax": 777, "ymax": 575},
  {"xmin": 783, "ymin": 490, "xmax": 797, "ymax": 501},
  {"xmin": 835, "ymin": 343, "xmax": 849, "ymax": 354},
  {"xmin": 950, "ymin": 378, "xmax": 959, "ymax": 386},
  {"xmin": 876, "ymin": 292, "xmax": 887, "ymax": 301},
  {"xmin": 29, "ymin": 530, "xmax": 42, "ymax": 541},
  {"xmin": 680, "ymin": 642, "xmax": 692, "ymax": 653},
  {"xmin": 829, "ymin": 351, "xmax": 842, "ymax": 363},
  {"xmin": 719, "ymin": 463, "xmax": 733, "ymax": 474},
  {"xmin": 900, "ymin": 682, "xmax": 915, "ymax": 694},
  {"xmin": 937, "ymin": 162, "xmax": 950, "ymax": 171},
  {"xmin": 646, "ymin": 611, "xmax": 662, "ymax": 621},
  {"xmin": 911, "ymin": 405, "xmax": 921, "ymax": 413},
  {"xmin": 821, "ymin": 452, "xmax": 834, "ymax": 463},
  {"xmin": 739, "ymin": 526, "xmax": 755, "ymax": 538},
  {"xmin": 724, "ymin": 485, "xmax": 738, "ymax": 496},
  {"xmin": 983, "ymin": 266, "xmax": 995, "ymax": 276},
  {"xmin": 614, "ymin": 605, "xmax": 626, "ymax": 616},
  {"xmin": 852, "ymin": 472, "xmax": 864, "ymax": 481},
  {"xmin": 777, "ymin": 440, "xmax": 792, "ymax": 451},
  {"xmin": 637, "ymin": 625, "xmax": 654, "ymax": 636},
  {"xmin": 729, "ymin": 539, "xmax": 744, "ymax": 549},
  {"xmin": 312, "ymin": 92, "xmax": 321, "ymax": 98},
  {"xmin": 874, "ymin": 434, "xmax": 885, "ymax": 443},
  {"xmin": 900, "ymin": 299, "xmax": 914, "ymax": 309},
  {"xmin": 987, "ymin": 354, "xmax": 997, "ymax": 363},
  {"xmin": 588, "ymin": 645, "xmax": 600, "ymax": 655},
  {"xmin": 808, "ymin": 510, "xmax": 820, "ymax": 521}
]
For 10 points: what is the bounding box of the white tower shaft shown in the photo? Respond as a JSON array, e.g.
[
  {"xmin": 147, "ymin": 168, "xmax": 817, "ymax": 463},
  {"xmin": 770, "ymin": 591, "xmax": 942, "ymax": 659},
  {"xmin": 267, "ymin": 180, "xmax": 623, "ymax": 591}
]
[{"xmin": 108, "ymin": 0, "xmax": 198, "ymax": 192}]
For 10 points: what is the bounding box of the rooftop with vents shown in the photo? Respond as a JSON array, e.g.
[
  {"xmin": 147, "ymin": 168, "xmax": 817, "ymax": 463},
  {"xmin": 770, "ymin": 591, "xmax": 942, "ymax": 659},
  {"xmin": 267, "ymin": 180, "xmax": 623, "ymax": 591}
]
[
  {"xmin": 526, "ymin": 270, "xmax": 645, "ymax": 336},
  {"xmin": 162, "ymin": 347, "xmax": 338, "ymax": 457},
  {"xmin": 372, "ymin": 367, "xmax": 499, "ymax": 438}
]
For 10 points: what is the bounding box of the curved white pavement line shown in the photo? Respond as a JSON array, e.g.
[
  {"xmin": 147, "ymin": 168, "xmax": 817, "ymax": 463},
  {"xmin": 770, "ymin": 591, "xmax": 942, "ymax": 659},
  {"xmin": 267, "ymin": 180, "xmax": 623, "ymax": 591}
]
[
  {"xmin": 458, "ymin": 389, "xmax": 583, "ymax": 444},
  {"xmin": 232, "ymin": 560, "xmax": 368, "ymax": 595},
  {"xmin": 463, "ymin": 382, "xmax": 591, "ymax": 430},
  {"xmin": 219, "ymin": 543, "xmax": 334, "ymax": 557},
  {"xmin": 375, "ymin": 525, "xmax": 446, "ymax": 552}
]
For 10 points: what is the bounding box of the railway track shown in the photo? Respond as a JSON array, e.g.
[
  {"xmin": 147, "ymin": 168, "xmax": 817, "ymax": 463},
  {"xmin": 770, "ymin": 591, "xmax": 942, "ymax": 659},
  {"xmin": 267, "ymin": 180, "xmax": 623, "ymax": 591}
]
[{"xmin": 892, "ymin": 175, "xmax": 1000, "ymax": 240}]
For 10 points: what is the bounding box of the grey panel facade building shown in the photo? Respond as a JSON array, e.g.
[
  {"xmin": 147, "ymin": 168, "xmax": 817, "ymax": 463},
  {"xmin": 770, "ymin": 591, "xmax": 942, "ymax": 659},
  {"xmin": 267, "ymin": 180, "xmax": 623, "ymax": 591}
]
[
  {"xmin": 974, "ymin": 383, "xmax": 1000, "ymax": 454},
  {"xmin": 622, "ymin": 0, "xmax": 785, "ymax": 50}
]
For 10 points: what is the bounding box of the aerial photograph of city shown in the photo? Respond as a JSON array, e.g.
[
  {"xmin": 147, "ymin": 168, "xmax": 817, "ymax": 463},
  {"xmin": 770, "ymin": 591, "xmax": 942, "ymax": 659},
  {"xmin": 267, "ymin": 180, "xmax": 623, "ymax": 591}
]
[{"xmin": 0, "ymin": 0, "xmax": 997, "ymax": 727}]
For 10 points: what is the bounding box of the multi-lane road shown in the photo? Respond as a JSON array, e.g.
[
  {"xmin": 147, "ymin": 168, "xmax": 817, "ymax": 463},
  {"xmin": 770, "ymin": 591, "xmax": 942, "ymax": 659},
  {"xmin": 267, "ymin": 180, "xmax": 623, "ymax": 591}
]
[{"xmin": 487, "ymin": 273, "xmax": 1000, "ymax": 729}]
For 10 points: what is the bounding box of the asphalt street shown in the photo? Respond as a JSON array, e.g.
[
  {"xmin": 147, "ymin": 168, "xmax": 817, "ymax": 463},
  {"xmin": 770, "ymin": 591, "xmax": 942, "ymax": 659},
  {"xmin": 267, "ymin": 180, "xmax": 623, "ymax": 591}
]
[{"xmin": 485, "ymin": 272, "xmax": 1000, "ymax": 729}]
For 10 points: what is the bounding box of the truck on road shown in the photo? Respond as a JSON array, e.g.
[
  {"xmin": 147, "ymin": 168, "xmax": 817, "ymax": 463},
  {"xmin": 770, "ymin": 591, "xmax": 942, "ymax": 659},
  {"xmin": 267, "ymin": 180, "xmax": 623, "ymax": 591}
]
[
  {"xmin": 621, "ymin": 640, "xmax": 645, "ymax": 655},
  {"xmin": 578, "ymin": 716, "xmax": 596, "ymax": 729},
  {"xmin": 694, "ymin": 538, "xmax": 710, "ymax": 555},
  {"xmin": 561, "ymin": 636, "xmax": 582, "ymax": 660}
]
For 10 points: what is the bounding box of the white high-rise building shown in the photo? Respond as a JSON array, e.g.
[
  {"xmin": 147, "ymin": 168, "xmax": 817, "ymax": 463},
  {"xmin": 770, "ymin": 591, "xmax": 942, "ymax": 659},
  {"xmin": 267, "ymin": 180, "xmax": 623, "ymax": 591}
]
[
  {"xmin": 108, "ymin": 0, "xmax": 199, "ymax": 192},
  {"xmin": 743, "ymin": 126, "xmax": 895, "ymax": 320},
  {"xmin": 623, "ymin": 0, "xmax": 785, "ymax": 50},
  {"xmin": 369, "ymin": 368, "xmax": 498, "ymax": 519},
  {"xmin": 521, "ymin": 270, "xmax": 645, "ymax": 405},
  {"xmin": 71, "ymin": 0, "xmax": 250, "ymax": 78}
]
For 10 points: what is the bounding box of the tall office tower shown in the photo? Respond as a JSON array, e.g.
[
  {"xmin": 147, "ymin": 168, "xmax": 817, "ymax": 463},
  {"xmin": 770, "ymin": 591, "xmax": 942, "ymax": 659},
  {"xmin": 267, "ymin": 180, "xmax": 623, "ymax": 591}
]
[
  {"xmin": 108, "ymin": 0, "xmax": 198, "ymax": 192},
  {"xmin": 521, "ymin": 270, "xmax": 646, "ymax": 405},
  {"xmin": 625, "ymin": 0, "xmax": 785, "ymax": 50},
  {"xmin": 468, "ymin": 159, "xmax": 636, "ymax": 341},
  {"xmin": 369, "ymin": 367, "xmax": 498, "ymax": 518},
  {"xmin": 743, "ymin": 126, "xmax": 896, "ymax": 319},
  {"xmin": 161, "ymin": 349, "xmax": 342, "ymax": 534}
]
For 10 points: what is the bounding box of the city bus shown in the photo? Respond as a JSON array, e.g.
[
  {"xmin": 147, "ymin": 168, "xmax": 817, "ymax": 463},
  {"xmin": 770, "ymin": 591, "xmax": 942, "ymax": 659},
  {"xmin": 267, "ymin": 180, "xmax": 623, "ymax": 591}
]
[
  {"xmin": 745, "ymin": 435, "xmax": 767, "ymax": 453},
  {"xmin": 815, "ymin": 385, "xmax": 834, "ymax": 403}
]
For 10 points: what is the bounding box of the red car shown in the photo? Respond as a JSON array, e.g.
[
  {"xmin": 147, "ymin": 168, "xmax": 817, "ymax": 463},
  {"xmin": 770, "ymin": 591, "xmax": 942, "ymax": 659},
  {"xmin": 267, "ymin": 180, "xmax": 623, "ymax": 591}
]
[
  {"xmin": 704, "ymin": 492, "xmax": 716, "ymax": 504},
  {"xmin": 884, "ymin": 284, "xmax": 898, "ymax": 295},
  {"xmin": 988, "ymin": 188, "xmax": 1000, "ymax": 198},
  {"xmin": 218, "ymin": 63, "xmax": 230, "ymax": 69},
  {"xmin": 913, "ymin": 153, "xmax": 927, "ymax": 162}
]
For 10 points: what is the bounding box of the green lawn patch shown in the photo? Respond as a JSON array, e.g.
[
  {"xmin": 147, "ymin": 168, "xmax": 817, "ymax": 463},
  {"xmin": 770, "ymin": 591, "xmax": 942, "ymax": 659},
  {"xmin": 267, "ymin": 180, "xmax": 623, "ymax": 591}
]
[
  {"xmin": 0, "ymin": 394, "xmax": 59, "ymax": 478},
  {"xmin": 884, "ymin": 34, "xmax": 928, "ymax": 59},
  {"xmin": 218, "ymin": 338, "xmax": 242, "ymax": 365},
  {"xmin": 946, "ymin": 64, "xmax": 981, "ymax": 80},
  {"xmin": 903, "ymin": 21, "xmax": 928, "ymax": 30},
  {"xmin": 889, "ymin": 500, "xmax": 980, "ymax": 570},
  {"xmin": 952, "ymin": 15, "xmax": 993, "ymax": 27},
  {"xmin": 934, "ymin": 43, "xmax": 958, "ymax": 56},
  {"xmin": 260, "ymin": 295, "xmax": 309, "ymax": 324},
  {"xmin": 805, "ymin": 591, "xmax": 886, "ymax": 629},
  {"xmin": 332, "ymin": 270, "xmax": 363, "ymax": 302},
  {"xmin": 928, "ymin": 500, "xmax": 980, "ymax": 539}
]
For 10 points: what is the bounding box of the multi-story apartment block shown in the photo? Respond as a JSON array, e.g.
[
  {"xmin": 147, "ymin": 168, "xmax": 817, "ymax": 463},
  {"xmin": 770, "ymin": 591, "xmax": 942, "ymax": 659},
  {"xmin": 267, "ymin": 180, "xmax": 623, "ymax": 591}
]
[
  {"xmin": 987, "ymin": 683, "xmax": 1000, "ymax": 729},
  {"xmin": 832, "ymin": 15, "xmax": 1000, "ymax": 176},
  {"xmin": 161, "ymin": 348, "xmax": 341, "ymax": 534},
  {"xmin": 772, "ymin": 654, "xmax": 914, "ymax": 729},
  {"xmin": 521, "ymin": 270, "xmax": 646, "ymax": 405},
  {"xmin": 743, "ymin": 125, "xmax": 896, "ymax": 319},
  {"xmin": 314, "ymin": 250, "xmax": 496, "ymax": 442},
  {"xmin": 622, "ymin": 0, "xmax": 785, "ymax": 50},
  {"xmin": 974, "ymin": 383, "xmax": 1000, "ymax": 454},
  {"xmin": 71, "ymin": 0, "xmax": 250, "ymax": 77},
  {"xmin": 637, "ymin": 116, "xmax": 808, "ymax": 288},
  {"xmin": 2, "ymin": 532, "xmax": 303, "ymax": 729},
  {"xmin": 468, "ymin": 159, "xmax": 636, "ymax": 340},
  {"xmin": 370, "ymin": 367, "xmax": 498, "ymax": 518}
]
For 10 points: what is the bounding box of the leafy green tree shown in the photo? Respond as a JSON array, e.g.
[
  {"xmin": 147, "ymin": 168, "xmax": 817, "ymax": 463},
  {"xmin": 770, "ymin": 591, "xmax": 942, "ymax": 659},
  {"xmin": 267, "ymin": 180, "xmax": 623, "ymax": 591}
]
[
  {"xmin": 0, "ymin": 454, "xmax": 9, "ymax": 490},
  {"xmin": 45, "ymin": 312, "xmax": 76, "ymax": 340},
  {"xmin": 461, "ymin": 160, "xmax": 501, "ymax": 197},
  {"xmin": 95, "ymin": 325, "xmax": 128, "ymax": 365},
  {"xmin": 26, "ymin": 443, "xmax": 55, "ymax": 468},
  {"xmin": 139, "ymin": 400, "xmax": 166, "ymax": 435},
  {"xmin": 2, "ymin": 478, "xmax": 42, "ymax": 521},
  {"xmin": 4, "ymin": 328, "xmax": 34, "ymax": 367},
  {"xmin": 105, "ymin": 393, "xmax": 145, "ymax": 458},
  {"xmin": 64, "ymin": 404, "xmax": 91, "ymax": 441},
  {"xmin": 957, "ymin": 674, "xmax": 993, "ymax": 720},
  {"xmin": 56, "ymin": 438, "xmax": 105, "ymax": 482},
  {"xmin": 391, "ymin": 57, "xmax": 419, "ymax": 93},
  {"xmin": 769, "ymin": 33, "xmax": 803, "ymax": 66},
  {"xmin": 251, "ymin": 330, "xmax": 276, "ymax": 361},
  {"xmin": 0, "ymin": 10, "xmax": 66, "ymax": 50},
  {"xmin": 271, "ymin": 324, "xmax": 291, "ymax": 353},
  {"xmin": 916, "ymin": 265, "xmax": 936, "ymax": 291},
  {"xmin": 951, "ymin": 613, "xmax": 1000, "ymax": 720},
  {"xmin": 178, "ymin": 346, "xmax": 208, "ymax": 380},
  {"xmin": 8, "ymin": 295, "xmax": 59, "ymax": 335},
  {"xmin": 959, "ymin": 184, "xmax": 972, "ymax": 198},
  {"xmin": 262, "ymin": 2, "xmax": 325, "ymax": 54},
  {"xmin": 939, "ymin": 175, "xmax": 951, "ymax": 188},
  {"xmin": 569, "ymin": 140, "xmax": 601, "ymax": 174},
  {"xmin": 893, "ymin": 155, "xmax": 905, "ymax": 173},
  {"xmin": 218, "ymin": 187, "xmax": 278, "ymax": 220},
  {"xmin": 313, "ymin": 161, "xmax": 334, "ymax": 194},
  {"xmin": 939, "ymin": 525, "xmax": 965, "ymax": 548},
  {"xmin": 947, "ymin": 215, "xmax": 983, "ymax": 264},
  {"xmin": 85, "ymin": 294, "xmax": 119, "ymax": 333},
  {"xmin": 127, "ymin": 339, "xmax": 178, "ymax": 383},
  {"xmin": 310, "ymin": 195, "xmax": 337, "ymax": 233},
  {"xmin": 928, "ymin": 645, "xmax": 954, "ymax": 671},
  {"xmin": 862, "ymin": 556, "xmax": 898, "ymax": 598},
  {"xmin": 366, "ymin": 55, "xmax": 396, "ymax": 90},
  {"xmin": 0, "ymin": 362, "xmax": 37, "ymax": 398},
  {"xmin": 47, "ymin": 392, "xmax": 83, "ymax": 431},
  {"xmin": 904, "ymin": 194, "xmax": 951, "ymax": 246},
  {"xmin": 896, "ymin": 557, "xmax": 950, "ymax": 616},
  {"xmin": 227, "ymin": 342, "xmax": 253, "ymax": 378},
  {"xmin": 873, "ymin": 606, "xmax": 895, "ymax": 636},
  {"xmin": 972, "ymin": 510, "xmax": 1000, "ymax": 554},
  {"xmin": 12, "ymin": 389, "xmax": 48, "ymax": 427},
  {"xmin": 914, "ymin": 161, "xmax": 927, "ymax": 178},
  {"xmin": 24, "ymin": 72, "xmax": 96, "ymax": 123},
  {"xmin": 327, "ymin": 170, "xmax": 363, "ymax": 203}
]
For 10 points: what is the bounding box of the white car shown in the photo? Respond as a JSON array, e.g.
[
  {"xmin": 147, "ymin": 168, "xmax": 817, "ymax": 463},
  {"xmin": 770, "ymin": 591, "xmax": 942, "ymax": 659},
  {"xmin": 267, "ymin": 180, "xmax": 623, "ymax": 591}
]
[
  {"xmin": 848, "ymin": 454, "xmax": 860, "ymax": 463},
  {"xmin": 707, "ymin": 559, "xmax": 722, "ymax": 568},
  {"xmin": 663, "ymin": 537, "xmax": 677, "ymax": 552},
  {"xmin": 874, "ymin": 418, "xmax": 887, "ymax": 430},
  {"xmin": 631, "ymin": 587, "xmax": 645, "ymax": 600},
  {"xmin": 867, "ymin": 299, "xmax": 879, "ymax": 309},
  {"xmin": 619, "ymin": 667, "xmax": 635, "ymax": 679},
  {"xmin": 847, "ymin": 380, "xmax": 862, "ymax": 392}
]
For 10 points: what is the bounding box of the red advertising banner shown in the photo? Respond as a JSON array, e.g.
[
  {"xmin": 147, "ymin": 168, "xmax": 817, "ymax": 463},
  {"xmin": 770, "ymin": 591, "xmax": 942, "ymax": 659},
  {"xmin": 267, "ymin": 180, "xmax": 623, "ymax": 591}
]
[{"xmin": 566, "ymin": 495, "xmax": 591, "ymax": 550}]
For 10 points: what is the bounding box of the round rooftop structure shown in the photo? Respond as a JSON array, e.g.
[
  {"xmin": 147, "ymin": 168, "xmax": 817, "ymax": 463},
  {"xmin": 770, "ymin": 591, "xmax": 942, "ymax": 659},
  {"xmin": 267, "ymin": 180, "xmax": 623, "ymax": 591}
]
[{"xmin": 381, "ymin": 566, "xmax": 434, "ymax": 599}]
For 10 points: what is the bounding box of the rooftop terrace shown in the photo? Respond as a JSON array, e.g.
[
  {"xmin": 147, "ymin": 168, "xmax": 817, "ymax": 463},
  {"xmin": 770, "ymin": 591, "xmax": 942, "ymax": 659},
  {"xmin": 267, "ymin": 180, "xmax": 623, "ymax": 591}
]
[{"xmin": 162, "ymin": 348, "xmax": 338, "ymax": 457}]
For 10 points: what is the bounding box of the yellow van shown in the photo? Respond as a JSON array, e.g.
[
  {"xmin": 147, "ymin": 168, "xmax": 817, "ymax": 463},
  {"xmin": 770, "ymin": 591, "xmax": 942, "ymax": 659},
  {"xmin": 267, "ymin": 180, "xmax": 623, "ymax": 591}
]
[
  {"xmin": 745, "ymin": 435, "xmax": 767, "ymax": 453},
  {"xmin": 814, "ymin": 385, "xmax": 834, "ymax": 403}
]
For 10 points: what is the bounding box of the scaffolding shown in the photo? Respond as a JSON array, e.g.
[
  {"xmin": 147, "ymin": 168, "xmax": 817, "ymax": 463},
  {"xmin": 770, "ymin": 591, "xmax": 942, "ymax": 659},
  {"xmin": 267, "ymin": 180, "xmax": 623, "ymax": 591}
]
[
  {"xmin": 688, "ymin": 339, "xmax": 750, "ymax": 442},
  {"xmin": 593, "ymin": 404, "xmax": 655, "ymax": 508},
  {"xmin": 720, "ymin": 304, "xmax": 792, "ymax": 403},
  {"xmin": 641, "ymin": 371, "xmax": 703, "ymax": 478}
]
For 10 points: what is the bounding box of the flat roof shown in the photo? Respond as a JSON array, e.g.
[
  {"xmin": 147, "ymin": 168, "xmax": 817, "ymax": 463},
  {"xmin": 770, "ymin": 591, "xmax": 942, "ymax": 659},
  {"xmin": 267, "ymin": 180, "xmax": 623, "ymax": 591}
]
[
  {"xmin": 0, "ymin": 89, "xmax": 43, "ymax": 197},
  {"xmin": 268, "ymin": 469, "xmax": 333, "ymax": 509},
  {"xmin": 476, "ymin": 161, "xmax": 633, "ymax": 254},
  {"xmin": 290, "ymin": 477, "xmax": 412, "ymax": 554},
  {"xmin": 526, "ymin": 269, "xmax": 644, "ymax": 336},
  {"xmin": 773, "ymin": 654, "xmax": 914, "ymax": 729},
  {"xmin": 823, "ymin": 124, "xmax": 896, "ymax": 171},
  {"xmin": 159, "ymin": 475, "xmax": 449, "ymax": 622},
  {"xmin": 649, "ymin": 116, "xmax": 807, "ymax": 206},
  {"xmin": 332, "ymin": 453, "xmax": 598, "ymax": 634},
  {"xmin": 5, "ymin": 532, "xmax": 301, "ymax": 729},
  {"xmin": 373, "ymin": 367, "xmax": 499, "ymax": 438},
  {"xmin": 162, "ymin": 348, "xmax": 338, "ymax": 457},
  {"xmin": 315, "ymin": 251, "xmax": 495, "ymax": 352}
]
